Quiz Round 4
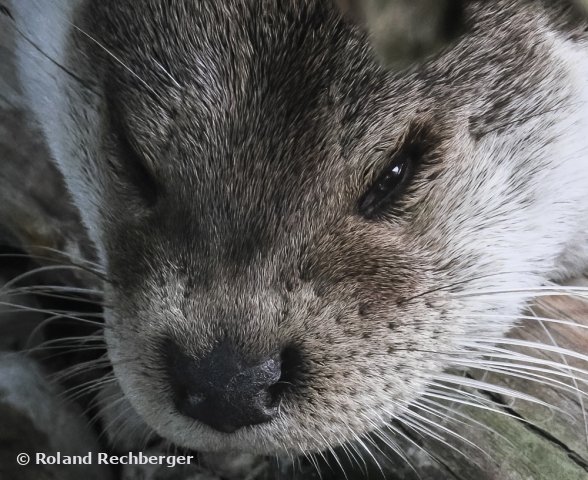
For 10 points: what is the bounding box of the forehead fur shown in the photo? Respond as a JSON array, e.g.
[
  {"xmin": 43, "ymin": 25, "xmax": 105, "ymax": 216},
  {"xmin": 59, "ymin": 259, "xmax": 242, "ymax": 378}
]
[
  {"xmin": 87, "ymin": 0, "xmax": 390, "ymax": 154},
  {"xmin": 77, "ymin": 0, "xmax": 576, "ymax": 279},
  {"xmin": 82, "ymin": 0, "xmax": 419, "ymax": 268},
  {"xmin": 80, "ymin": 0, "xmax": 576, "ymax": 175}
]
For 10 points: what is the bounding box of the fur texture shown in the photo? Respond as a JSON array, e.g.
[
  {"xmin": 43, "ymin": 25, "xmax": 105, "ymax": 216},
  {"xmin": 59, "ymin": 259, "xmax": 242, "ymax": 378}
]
[{"xmin": 5, "ymin": 0, "xmax": 588, "ymax": 455}]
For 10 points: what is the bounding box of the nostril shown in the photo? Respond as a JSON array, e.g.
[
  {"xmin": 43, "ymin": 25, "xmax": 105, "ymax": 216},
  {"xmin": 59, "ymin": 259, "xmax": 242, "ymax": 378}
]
[
  {"xmin": 269, "ymin": 345, "xmax": 302, "ymax": 400},
  {"xmin": 162, "ymin": 339, "xmax": 200, "ymax": 402},
  {"xmin": 162, "ymin": 339, "xmax": 291, "ymax": 433}
]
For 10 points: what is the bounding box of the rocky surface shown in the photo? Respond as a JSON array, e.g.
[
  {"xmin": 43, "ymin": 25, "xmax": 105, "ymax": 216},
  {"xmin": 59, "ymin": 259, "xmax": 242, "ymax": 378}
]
[
  {"xmin": 337, "ymin": 0, "xmax": 464, "ymax": 67},
  {"xmin": 0, "ymin": 353, "xmax": 114, "ymax": 480}
]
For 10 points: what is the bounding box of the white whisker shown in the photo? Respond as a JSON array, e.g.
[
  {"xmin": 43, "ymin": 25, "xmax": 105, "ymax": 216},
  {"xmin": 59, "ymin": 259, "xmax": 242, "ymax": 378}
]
[
  {"xmin": 429, "ymin": 374, "xmax": 564, "ymax": 413},
  {"xmin": 459, "ymin": 339, "xmax": 588, "ymax": 364},
  {"xmin": 531, "ymin": 306, "xmax": 588, "ymax": 443}
]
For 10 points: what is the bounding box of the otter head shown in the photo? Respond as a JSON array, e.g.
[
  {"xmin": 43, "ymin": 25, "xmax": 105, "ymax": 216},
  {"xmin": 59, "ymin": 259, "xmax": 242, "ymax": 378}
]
[{"xmin": 11, "ymin": 0, "xmax": 588, "ymax": 455}]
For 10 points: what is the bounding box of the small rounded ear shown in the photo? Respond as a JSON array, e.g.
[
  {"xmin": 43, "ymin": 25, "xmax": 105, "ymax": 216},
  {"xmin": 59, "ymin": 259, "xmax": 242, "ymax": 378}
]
[{"xmin": 335, "ymin": 0, "xmax": 465, "ymax": 68}]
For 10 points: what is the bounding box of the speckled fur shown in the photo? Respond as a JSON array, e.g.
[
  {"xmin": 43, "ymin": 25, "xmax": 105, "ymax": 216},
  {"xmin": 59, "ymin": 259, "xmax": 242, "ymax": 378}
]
[{"xmin": 6, "ymin": 0, "xmax": 588, "ymax": 454}]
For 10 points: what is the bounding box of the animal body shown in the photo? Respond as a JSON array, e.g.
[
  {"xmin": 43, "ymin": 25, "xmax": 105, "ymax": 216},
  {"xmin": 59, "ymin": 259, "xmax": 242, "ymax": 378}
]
[{"xmin": 4, "ymin": 0, "xmax": 588, "ymax": 458}]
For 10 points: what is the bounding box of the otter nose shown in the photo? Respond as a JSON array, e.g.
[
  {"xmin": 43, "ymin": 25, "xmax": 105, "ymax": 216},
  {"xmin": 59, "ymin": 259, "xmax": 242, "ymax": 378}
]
[{"xmin": 164, "ymin": 340, "xmax": 282, "ymax": 433}]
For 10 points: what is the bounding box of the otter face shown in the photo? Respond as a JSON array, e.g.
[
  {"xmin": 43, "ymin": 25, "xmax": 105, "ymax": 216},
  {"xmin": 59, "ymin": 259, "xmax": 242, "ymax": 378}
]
[
  {"xmin": 13, "ymin": 0, "xmax": 588, "ymax": 455},
  {"xmin": 97, "ymin": 2, "xmax": 448, "ymax": 450}
]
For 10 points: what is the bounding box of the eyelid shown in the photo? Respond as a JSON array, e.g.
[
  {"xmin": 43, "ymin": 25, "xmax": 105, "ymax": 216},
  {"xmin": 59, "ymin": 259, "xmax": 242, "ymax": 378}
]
[
  {"xmin": 357, "ymin": 122, "xmax": 435, "ymax": 219},
  {"xmin": 117, "ymin": 131, "xmax": 160, "ymax": 206},
  {"xmin": 108, "ymin": 104, "xmax": 161, "ymax": 206},
  {"xmin": 357, "ymin": 152, "xmax": 413, "ymax": 218}
]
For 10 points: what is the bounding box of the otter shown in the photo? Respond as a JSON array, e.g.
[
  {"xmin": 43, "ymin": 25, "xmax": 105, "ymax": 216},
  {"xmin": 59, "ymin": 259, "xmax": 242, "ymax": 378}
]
[{"xmin": 4, "ymin": 0, "xmax": 588, "ymax": 457}]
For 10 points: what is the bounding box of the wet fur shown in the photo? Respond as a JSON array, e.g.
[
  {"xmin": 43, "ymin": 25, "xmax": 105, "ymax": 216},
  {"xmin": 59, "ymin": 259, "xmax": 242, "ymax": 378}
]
[{"xmin": 6, "ymin": 0, "xmax": 588, "ymax": 455}]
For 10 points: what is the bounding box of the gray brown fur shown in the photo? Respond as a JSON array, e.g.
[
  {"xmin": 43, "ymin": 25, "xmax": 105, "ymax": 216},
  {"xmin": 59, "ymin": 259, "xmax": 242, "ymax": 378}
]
[{"xmin": 5, "ymin": 0, "xmax": 588, "ymax": 457}]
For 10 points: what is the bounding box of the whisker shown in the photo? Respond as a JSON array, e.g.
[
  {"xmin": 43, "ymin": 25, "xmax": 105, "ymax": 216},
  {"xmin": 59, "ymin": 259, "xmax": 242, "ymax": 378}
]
[
  {"xmin": 370, "ymin": 426, "xmax": 422, "ymax": 479},
  {"xmin": 429, "ymin": 373, "xmax": 564, "ymax": 414},
  {"xmin": 341, "ymin": 437, "xmax": 368, "ymax": 477},
  {"xmin": 0, "ymin": 251, "xmax": 103, "ymax": 272},
  {"xmin": 470, "ymin": 313, "xmax": 588, "ymax": 330},
  {"xmin": 304, "ymin": 451, "xmax": 322, "ymax": 479},
  {"xmin": 454, "ymin": 346, "xmax": 588, "ymax": 378},
  {"xmin": 4, "ymin": 14, "xmax": 100, "ymax": 92},
  {"xmin": 338, "ymin": 439, "xmax": 367, "ymax": 475},
  {"xmin": 453, "ymin": 362, "xmax": 588, "ymax": 403},
  {"xmin": 399, "ymin": 407, "xmax": 489, "ymax": 458},
  {"xmin": 60, "ymin": 375, "xmax": 117, "ymax": 404},
  {"xmin": 349, "ymin": 432, "xmax": 384, "ymax": 478},
  {"xmin": 457, "ymin": 357, "xmax": 588, "ymax": 387},
  {"xmin": 398, "ymin": 270, "xmax": 539, "ymax": 305},
  {"xmin": 411, "ymin": 398, "xmax": 474, "ymax": 429},
  {"xmin": 360, "ymin": 432, "xmax": 391, "ymax": 477},
  {"xmin": 24, "ymin": 245, "xmax": 104, "ymax": 270},
  {"xmin": 452, "ymin": 286, "xmax": 588, "ymax": 299},
  {"xmin": 1, "ymin": 265, "xmax": 102, "ymax": 291},
  {"xmin": 99, "ymin": 402, "xmax": 135, "ymax": 446},
  {"xmin": 0, "ymin": 304, "xmax": 104, "ymax": 319},
  {"xmin": 458, "ymin": 339, "xmax": 588, "ymax": 364},
  {"xmin": 69, "ymin": 23, "xmax": 166, "ymax": 104},
  {"xmin": 1, "ymin": 281, "xmax": 103, "ymax": 297},
  {"xmin": 152, "ymin": 58, "xmax": 182, "ymax": 90},
  {"xmin": 422, "ymin": 390, "xmax": 520, "ymax": 421},
  {"xmin": 313, "ymin": 437, "xmax": 335, "ymax": 477},
  {"xmin": 87, "ymin": 391, "xmax": 128, "ymax": 429},
  {"xmin": 417, "ymin": 397, "xmax": 514, "ymax": 446},
  {"xmin": 0, "ymin": 301, "xmax": 107, "ymax": 328},
  {"xmin": 49, "ymin": 358, "xmax": 112, "ymax": 382},
  {"xmin": 326, "ymin": 445, "xmax": 349, "ymax": 480},
  {"xmin": 398, "ymin": 414, "xmax": 469, "ymax": 460},
  {"xmin": 531, "ymin": 306, "xmax": 588, "ymax": 444},
  {"xmin": 361, "ymin": 414, "xmax": 420, "ymax": 478}
]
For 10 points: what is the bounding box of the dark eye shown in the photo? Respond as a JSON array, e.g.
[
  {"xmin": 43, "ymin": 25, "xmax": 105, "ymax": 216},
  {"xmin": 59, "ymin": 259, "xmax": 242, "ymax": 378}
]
[{"xmin": 358, "ymin": 153, "xmax": 413, "ymax": 219}]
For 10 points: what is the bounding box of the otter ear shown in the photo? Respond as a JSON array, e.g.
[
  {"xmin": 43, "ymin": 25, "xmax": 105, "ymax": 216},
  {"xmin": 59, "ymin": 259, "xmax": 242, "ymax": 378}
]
[{"xmin": 335, "ymin": 0, "xmax": 465, "ymax": 68}]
